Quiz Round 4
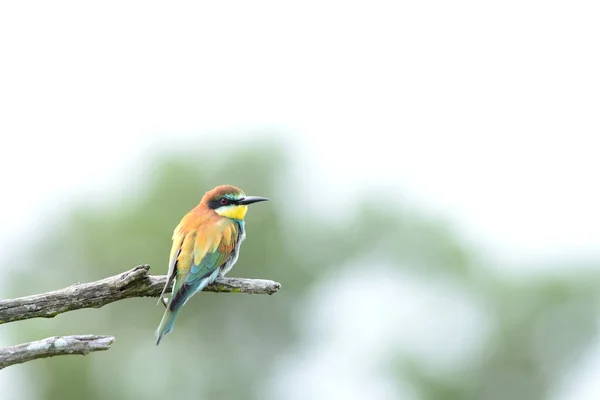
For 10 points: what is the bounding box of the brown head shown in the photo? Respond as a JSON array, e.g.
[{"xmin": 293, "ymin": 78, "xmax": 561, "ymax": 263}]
[{"xmin": 200, "ymin": 185, "xmax": 269, "ymax": 220}]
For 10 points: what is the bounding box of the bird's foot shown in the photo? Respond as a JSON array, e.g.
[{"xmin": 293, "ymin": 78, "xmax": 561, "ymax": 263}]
[{"xmin": 160, "ymin": 296, "xmax": 169, "ymax": 308}]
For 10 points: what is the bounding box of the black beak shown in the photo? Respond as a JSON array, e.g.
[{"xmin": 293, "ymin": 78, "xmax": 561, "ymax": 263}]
[{"xmin": 237, "ymin": 196, "xmax": 269, "ymax": 205}]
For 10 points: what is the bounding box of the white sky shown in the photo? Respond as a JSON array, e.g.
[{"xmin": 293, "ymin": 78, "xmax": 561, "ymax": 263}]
[{"xmin": 1, "ymin": 1, "xmax": 599, "ymax": 399}]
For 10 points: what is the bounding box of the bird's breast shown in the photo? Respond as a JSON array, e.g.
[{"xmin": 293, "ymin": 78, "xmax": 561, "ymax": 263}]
[{"xmin": 220, "ymin": 220, "xmax": 246, "ymax": 276}]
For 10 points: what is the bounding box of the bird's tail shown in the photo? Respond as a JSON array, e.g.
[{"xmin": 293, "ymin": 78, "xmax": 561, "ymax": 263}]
[
  {"xmin": 155, "ymin": 306, "xmax": 182, "ymax": 346},
  {"xmin": 154, "ymin": 269, "xmax": 221, "ymax": 345}
]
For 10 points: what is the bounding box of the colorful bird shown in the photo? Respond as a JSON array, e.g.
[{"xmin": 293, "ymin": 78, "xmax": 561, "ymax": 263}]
[{"xmin": 155, "ymin": 184, "xmax": 269, "ymax": 345}]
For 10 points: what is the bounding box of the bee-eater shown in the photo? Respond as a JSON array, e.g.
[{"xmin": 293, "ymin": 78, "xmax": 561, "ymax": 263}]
[{"xmin": 155, "ymin": 184, "xmax": 269, "ymax": 345}]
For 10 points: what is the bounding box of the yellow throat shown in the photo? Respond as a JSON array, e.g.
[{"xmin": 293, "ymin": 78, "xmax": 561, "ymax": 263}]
[{"xmin": 215, "ymin": 204, "xmax": 248, "ymax": 220}]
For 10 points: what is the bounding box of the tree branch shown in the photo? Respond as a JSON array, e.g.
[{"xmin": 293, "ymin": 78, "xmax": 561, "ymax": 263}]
[
  {"xmin": 0, "ymin": 264, "xmax": 281, "ymax": 325},
  {"xmin": 0, "ymin": 335, "xmax": 114, "ymax": 369}
]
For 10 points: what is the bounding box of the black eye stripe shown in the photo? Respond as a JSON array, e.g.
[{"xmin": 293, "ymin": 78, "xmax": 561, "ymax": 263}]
[{"xmin": 208, "ymin": 197, "xmax": 240, "ymax": 209}]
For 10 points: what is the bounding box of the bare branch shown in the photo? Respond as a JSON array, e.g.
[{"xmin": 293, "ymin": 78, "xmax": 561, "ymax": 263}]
[
  {"xmin": 0, "ymin": 335, "xmax": 115, "ymax": 369},
  {"xmin": 0, "ymin": 265, "xmax": 281, "ymax": 325}
]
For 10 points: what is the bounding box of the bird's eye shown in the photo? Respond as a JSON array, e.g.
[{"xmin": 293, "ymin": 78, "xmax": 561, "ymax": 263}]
[{"xmin": 220, "ymin": 198, "xmax": 229, "ymax": 205}]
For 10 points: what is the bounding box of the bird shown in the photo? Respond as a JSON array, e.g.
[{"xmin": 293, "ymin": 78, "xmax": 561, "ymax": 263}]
[{"xmin": 155, "ymin": 184, "xmax": 269, "ymax": 345}]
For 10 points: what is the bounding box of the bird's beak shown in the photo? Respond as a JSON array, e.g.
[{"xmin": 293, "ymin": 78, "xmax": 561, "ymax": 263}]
[{"xmin": 238, "ymin": 196, "xmax": 269, "ymax": 205}]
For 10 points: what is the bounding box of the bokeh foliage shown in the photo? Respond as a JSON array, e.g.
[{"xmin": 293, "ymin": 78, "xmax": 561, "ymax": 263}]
[{"xmin": 2, "ymin": 138, "xmax": 599, "ymax": 400}]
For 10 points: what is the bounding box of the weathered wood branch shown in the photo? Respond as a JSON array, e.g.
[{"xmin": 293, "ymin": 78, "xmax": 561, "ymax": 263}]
[
  {"xmin": 0, "ymin": 335, "xmax": 115, "ymax": 369},
  {"xmin": 0, "ymin": 264, "xmax": 281, "ymax": 325},
  {"xmin": 0, "ymin": 265, "xmax": 280, "ymax": 369}
]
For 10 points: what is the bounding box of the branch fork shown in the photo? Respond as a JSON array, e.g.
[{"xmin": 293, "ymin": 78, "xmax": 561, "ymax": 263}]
[{"xmin": 0, "ymin": 265, "xmax": 280, "ymax": 368}]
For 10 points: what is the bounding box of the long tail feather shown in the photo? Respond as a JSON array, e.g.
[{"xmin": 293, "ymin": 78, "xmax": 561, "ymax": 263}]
[
  {"xmin": 155, "ymin": 306, "xmax": 182, "ymax": 346},
  {"xmin": 155, "ymin": 269, "xmax": 221, "ymax": 345}
]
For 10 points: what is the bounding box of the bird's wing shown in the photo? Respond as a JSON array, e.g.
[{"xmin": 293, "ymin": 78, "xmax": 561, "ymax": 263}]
[
  {"xmin": 168, "ymin": 217, "xmax": 239, "ymax": 311},
  {"xmin": 158, "ymin": 222, "xmax": 185, "ymax": 303}
]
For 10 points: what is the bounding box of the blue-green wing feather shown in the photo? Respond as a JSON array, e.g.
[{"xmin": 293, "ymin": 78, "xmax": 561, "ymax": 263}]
[
  {"xmin": 155, "ymin": 219, "xmax": 238, "ymax": 345},
  {"xmin": 169, "ymin": 250, "xmax": 230, "ymax": 310},
  {"xmin": 156, "ymin": 249, "xmax": 231, "ymax": 345}
]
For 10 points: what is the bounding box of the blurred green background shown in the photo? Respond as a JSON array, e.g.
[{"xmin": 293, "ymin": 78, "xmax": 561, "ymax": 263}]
[
  {"xmin": 1, "ymin": 139, "xmax": 599, "ymax": 400},
  {"xmin": 2, "ymin": 1, "xmax": 600, "ymax": 399}
]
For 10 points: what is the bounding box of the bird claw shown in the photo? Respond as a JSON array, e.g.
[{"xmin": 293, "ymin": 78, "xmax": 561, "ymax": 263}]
[{"xmin": 160, "ymin": 297, "xmax": 169, "ymax": 308}]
